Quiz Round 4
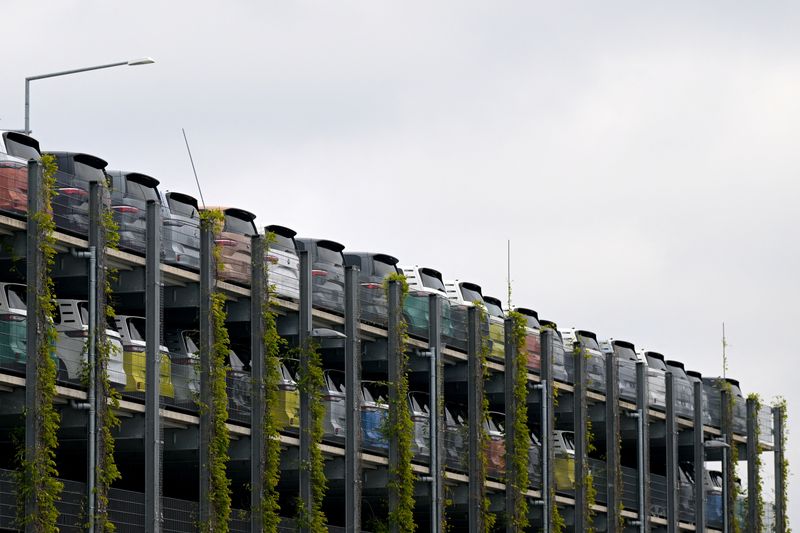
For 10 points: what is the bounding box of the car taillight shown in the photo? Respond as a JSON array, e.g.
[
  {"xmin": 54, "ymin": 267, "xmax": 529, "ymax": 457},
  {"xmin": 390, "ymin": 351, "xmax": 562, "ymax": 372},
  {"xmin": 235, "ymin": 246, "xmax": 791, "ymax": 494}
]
[
  {"xmin": 0, "ymin": 313, "xmax": 25, "ymax": 322},
  {"xmin": 65, "ymin": 330, "xmax": 90, "ymax": 338},
  {"xmin": 215, "ymin": 239, "xmax": 238, "ymax": 247},
  {"xmin": 312, "ymin": 269, "xmax": 328, "ymax": 277},
  {"xmin": 266, "ymin": 254, "xmax": 279, "ymax": 264},
  {"xmin": 59, "ymin": 187, "xmax": 88, "ymax": 197},
  {"xmin": 112, "ymin": 205, "xmax": 140, "ymax": 214},
  {"xmin": 360, "ymin": 282, "xmax": 381, "ymax": 289}
]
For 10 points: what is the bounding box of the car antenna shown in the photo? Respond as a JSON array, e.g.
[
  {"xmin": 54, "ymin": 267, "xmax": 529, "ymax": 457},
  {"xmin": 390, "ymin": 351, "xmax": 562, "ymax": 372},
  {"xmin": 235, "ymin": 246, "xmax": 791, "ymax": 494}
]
[{"xmin": 182, "ymin": 128, "xmax": 206, "ymax": 209}]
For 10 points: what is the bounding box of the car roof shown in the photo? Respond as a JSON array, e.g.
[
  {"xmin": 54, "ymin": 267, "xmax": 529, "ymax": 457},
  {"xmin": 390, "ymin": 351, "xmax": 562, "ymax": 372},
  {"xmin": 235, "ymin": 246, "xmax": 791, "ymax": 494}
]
[{"xmin": 47, "ymin": 151, "xmax": 108, "ymax": 170}]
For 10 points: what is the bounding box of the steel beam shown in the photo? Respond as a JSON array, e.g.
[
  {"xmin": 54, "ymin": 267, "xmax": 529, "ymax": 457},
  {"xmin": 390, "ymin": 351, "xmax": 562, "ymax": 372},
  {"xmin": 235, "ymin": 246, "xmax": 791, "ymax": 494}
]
[
  {"xmin": 428, "ymin": 294, "xmax": 443, "ymax": 533},
  {"xmin": 386, "ymin": 280, "xmax": 402, "ymax": 533},
  {"xmin": 344, "ymin": 265, "xmax": 362, "ymax": 533},
  {"xmin": 250, "ymin": 235, "xmax": 265, "ymax": 533},
  {"xmin": 87, "ymin": 181, "xmax": 102, "ymax": 531},
  {"xmin": 573, "ymin": 343, "xmax": 588, "ymax": 532},
  {"xmin": 692, "ymin": 381, "xmax": 705, "ymax": 532},
  {"xmin": 665, "ymin": 371, "xmax": 677, "ymax": 533},
  {"xmin": 605, "ymin": 350, "xmax": 620, "ymax": 533},
  {"xmin": 24, "ymin": 160, "xmax": 43, "ymax": 531},
  {"xmin": 774, "ymin": 404, "xmax": 785, "ymax": 532},
  {"xmin": 198, "ymin": 223, "xmax": 214, "ymax": 525},
  {"xmin": 298, "ymin": 250, "xmax": 312, "ymax": 532},
  {"xmin": 540, "ymin": 329, "xmax": 555, "ymax": 532},
  {"xmin": 720, "ymin": 388, "xmax": 732, "ymax": 533},
  {"xmin": 145, "ymin": 200, "xmax": 162, "ymax": 532},
  {"xmin": 504, "ymin": 317, "xmax": 518, "ymax": 533},
  {"xmin": 635, "ymin": 361, "xmax": 650, "ymax": 533},
  {"xmin": 745, "ymin": 397, "xmax": 758, "ymax": 533},
  {"xmin": 467, "ymin": 306, "xmax": 484, "ymax": 532}
]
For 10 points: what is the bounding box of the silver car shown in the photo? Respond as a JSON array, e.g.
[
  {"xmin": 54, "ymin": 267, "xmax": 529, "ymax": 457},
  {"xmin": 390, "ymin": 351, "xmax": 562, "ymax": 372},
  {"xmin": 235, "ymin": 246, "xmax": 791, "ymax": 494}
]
[
  {"xmin": 264, "ymin": 224, "xmax": 299, "ymax": 301},
  {"xmin": 161, "ymin": 191, "xmax": 201, "ymax": 271},
  {"xmin": 322, "ymin": 369, "xmax": 346, "ymax": 439},
  {"xmin": 409, "ymin": 391, "xmax": 431, "ymax": 458}
]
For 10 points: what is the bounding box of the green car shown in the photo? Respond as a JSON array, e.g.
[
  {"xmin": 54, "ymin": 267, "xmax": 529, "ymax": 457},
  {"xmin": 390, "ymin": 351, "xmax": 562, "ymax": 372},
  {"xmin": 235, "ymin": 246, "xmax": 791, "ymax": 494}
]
[{"xmin": 0, "ymin": 282, "xmax": 28, "ymax": 370}]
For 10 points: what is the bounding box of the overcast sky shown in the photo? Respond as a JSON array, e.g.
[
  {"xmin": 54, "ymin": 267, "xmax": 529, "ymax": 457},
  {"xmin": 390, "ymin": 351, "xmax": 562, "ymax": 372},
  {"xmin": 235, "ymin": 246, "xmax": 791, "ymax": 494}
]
[{"xmin": 4, "ymin": 0, "xmax": 799, "ymax": 521}]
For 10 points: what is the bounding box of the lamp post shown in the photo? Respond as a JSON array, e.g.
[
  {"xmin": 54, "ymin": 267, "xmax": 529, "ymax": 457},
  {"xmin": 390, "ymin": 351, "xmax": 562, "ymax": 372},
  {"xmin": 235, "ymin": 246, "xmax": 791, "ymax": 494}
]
[{"xmin": 24, "ymin": 57, "xmax": 155, "ymax": 134}]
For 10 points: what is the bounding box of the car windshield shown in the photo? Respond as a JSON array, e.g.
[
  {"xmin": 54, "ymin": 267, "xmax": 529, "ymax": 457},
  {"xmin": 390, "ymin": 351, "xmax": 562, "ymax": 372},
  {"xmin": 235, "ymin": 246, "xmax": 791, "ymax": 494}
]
[
  {"xmin": 460, "ymin": 284, "xmax": 483, "ymax": 304},
  {"xmin": 363, "ymin": 382, "xmax": 388, "ymax": 405},
  {"xmin": 483, "ymin": 300, "xmax": 503, "ymax": 318},
  {"xmin": 710, "ymin": 471, "xmax": 723, "ymax": 488},
  {"xmin": 168, "ymin": 196, "xmax": 198, "ymax": 218},
  {"xmin": 410, "ymin": 394, "xmax": 429, "ymax": 414},
  {"xmin": 224, "ymin": 214, "xmax": 256, "ymax": 236},
  {"xmin": 5, "ymin": 285, "xmax": 26, "ymax": 310},
  {"xmin": 325, "ymin": 371, "xmax": 345, "ymax": 394},
  {"xmin": 128, "ymin": 318, "xmax": 146, "ymax": 342},
  {"xmin": 78, "ymin": 302, "xmax": 89, "ymax": 325},
  {"xmin": 184, "ymin": 331, "xmax": 200, "ymax": 353},
  {"xmin": 615, "ymin": 344, "xmax": 638, "ymax": 361},
  {"xmin": 279, "ymin": 363, "xmax": 296, "ymax": 383},
  {"xmin": 317, "ymin": 245, "xmax": 343, "ymax": 266},
  {"xmin": 420, "ymin": 270, "xmax": 445, "ymax": 292},
  {"xmin": 561, "ymin": 432, "xmax": 576, "ymax": 451}
]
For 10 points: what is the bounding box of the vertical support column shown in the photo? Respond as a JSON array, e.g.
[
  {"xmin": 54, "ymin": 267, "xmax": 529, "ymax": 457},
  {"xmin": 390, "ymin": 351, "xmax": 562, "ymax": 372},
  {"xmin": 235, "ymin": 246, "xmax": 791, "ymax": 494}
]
[
  {"xmin": 386, "ymin": 280, "xmax": 402, "ymax": 533},
  {"xmin": 87, "ymin": 181, "xmax": 102, "ymax": 532},
  {"xmin": 692, "ymin": 381, "xmax": 705, "ymax": 532},
  {"xmin": 428, "ymin": 294, "xmax": 443, "ymax": 533},
  {"xmin": 467, "ymin": 307, "xmax": 484, "ymax": 532},
  {"xmin": 145, "ymin": 200, "xmax": 162, "ymax": 532},
  {"xmin": 540, "ymin": 329, "xmax": 555, "ymax": 532},
  {"xmin": 250, "ymin": 235, "xmax": 265, "ymax": 533},
  {"xmin": 605, "ymin": 351, "xmax": 620, "ymax": 533},
  {"xmin": 344, "ymin": 265, "xmax": 361, "ymax": 533},
  {"xmin": 198, "ymin": 224, "xmax": 214, "ymax": 525},
  {"xmin": 635, "ymin": 361, "xmax": 650, "ymax": 533},
  {"xmin": 504, "ymin": 317, "xmax": 518, "ymax": 533},
  {"xmin": 720, "ymin": 388, "xmax": 732, "ymax": 533},
  {"xmin": 298, "ymin": 250, "xmax": 312, "ymax": 533},
  {"xmin": 573, "ymin": 344, "xmax": 588, "ymax": 532},
  {"xmin": 773, "ymin": 404, "xmax": 785, "ymax": 533},
  {"xmin": 745, "ymin": 398, "xmax": 758, "ymax": 533},
  {"xmin": 665, "ymin": 371, "xmax": 677, "ymax": 533},
  {"xmin": 24, "ymin": 160, "xmax": 43, "ymax": 531}
]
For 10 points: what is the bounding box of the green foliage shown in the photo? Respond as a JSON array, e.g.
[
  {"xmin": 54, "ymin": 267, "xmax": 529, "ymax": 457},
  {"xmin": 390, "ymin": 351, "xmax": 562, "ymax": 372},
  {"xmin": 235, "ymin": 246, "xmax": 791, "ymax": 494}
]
[
  {"xmin": 773, "ymin": 396, "xmax": 790, "ymax": 533},
  {"xmin": 572, "ymin": 344, "xmax": 595, "ymax": 532},
  {"xmin": 383, "ymin": 274, "xmax": 416, "ymax": 532},
  {"xmin": 296, "ymin": 339, "xmax": 327, "ymax": 532},
  {"xmin": 551, "ymin": 501, "xmax": 566, "ymax": 533},
  {"xmin": 474, "ymin": 302, "xmax": 496, "ymax": 531},
  {"xmin": 260, "ymin": 233, "xmax": 286, "ymax": 532},
  {"xmin": 747, "ymin": 393, "xmax": 764, "ymax": 532},
  {"xmin": 16, "ymin": 154, "xmax": 64, "ymax": 531},
  {"xmin": 506, "ymin": 311, "xmax": 529, "ymax": 531}
]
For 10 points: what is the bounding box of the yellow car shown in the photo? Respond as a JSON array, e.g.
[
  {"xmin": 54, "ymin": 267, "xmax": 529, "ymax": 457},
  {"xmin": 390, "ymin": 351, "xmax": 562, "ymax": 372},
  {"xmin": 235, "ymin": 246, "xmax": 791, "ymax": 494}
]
[
  {"xmin": 116, "ymin": 315, "xmax": 174, "ymax": 398},
  {"xmin": 483, "ymin": 296, "xmax": 507, "ymax": 361},
  {"xmin": 554, "ymin": 430, "xmax": 576, "ymax": 490},
  {"xmin": 272, "ymin": 362, "xmax": 300, "ymax": 430}
]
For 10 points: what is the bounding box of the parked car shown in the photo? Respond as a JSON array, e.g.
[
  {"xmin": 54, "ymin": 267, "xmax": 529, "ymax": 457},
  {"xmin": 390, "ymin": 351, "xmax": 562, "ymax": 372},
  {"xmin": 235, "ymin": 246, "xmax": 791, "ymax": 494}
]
[
  {"xmin": 513, "ymin": 307, "xmax": 541, "ymax": 372},
  {"xmin": 227, "ymin": 348, "xmax": 252, "ymax": 417},
  {"xmin": 0, "ymin": 131, "xmax": 40, "ymax": 217},
  {"xmin": 164, "ymin": 328, "xmax": 200, "ymax": 406},
  {"xmin": 0, "ymin": 282, "xmax": 27, "ymax": 370},
  {"xmin": 485, "ymin": 411, "xmax": 506, "ymax": 478},
  {"xmin": 553, "ymin": 430, "xmax": 576, "ymax": 491},
  {"xmin": 560, "ymin": 328, "xmax": 606, "ymax": 392},
  {"xmin": 264, "ymin": 224, "xmax": 300, "ymax": 301},
  {"xmin": 160, "ymin": 191, "xmax": 201, "ymax": 271},
  {"xmin": 202, "ymin": 206, "xmax": 257, "ymax": 285},
  {"xmin": 702, "ymin": 377, "xmax": 747, "ymax": 434},
  {"xmin": 600, "ymin": 338, "xmax": 638, "ymax": 403},
  {"xmin": 343, "ymin": 251, "xmax": 399, "ymax": 325},
  {"xmin": 274, "ymin": 361, "xmax": 300, "ymax": 430},
  {"xmin": 665, "ymin": 360, "xmax": 694, "ymax": 419},
  {"xmin": 444, "ymin": 279, "xmax": 491, "ymax": 354},
  {"xmin": 538, "ymin": 320, "xmax": 571, "ymax": 383},
  {"xmin": 482, "ymin": 295, "xmax": 506, "ymax": 361},
  {"xmin": 322, "ymin": 369, "xmax": 346, "ymax": 439},
  {"xmin": 641, "ymin": 351, "xmax": 668, "ymax": 411},
  {"xmin": 528, "ymin": 432, "xmax": 543, "ymax": 487},
  {"xmin": 706, "ymin": 469, "xmax": 724, "ymax": 527},
  {"xmin": 114, "ymin": 315, "xmax": 173, "ymax": 398},
  {"xmin": 295, "ymin": 238, "xmax": 346, "ymax": 315},
  {"xmin": 399, "ymin": 265, "xmax": 457, "ymax": 342},
  {"xmin": 361, "ymin": 381, "xmax": 389, "ymax": 450},
  {"xmin": 107, "ymin": 171, "xmax": 161, "ymax": 254},
  {"xmin": 47, "ymin": 152, "xmax": 108, "ymax": 236},
  {"xmin": 444, "ymin": 404, "xmax": 467, "ymax": 471},
  {"xmin": 54, "ymin": 299, "xmax": 125, "ymax": 387},
  {"xmin": 409, "ymin": 391, "xmax": 431, "ymax": 458}
]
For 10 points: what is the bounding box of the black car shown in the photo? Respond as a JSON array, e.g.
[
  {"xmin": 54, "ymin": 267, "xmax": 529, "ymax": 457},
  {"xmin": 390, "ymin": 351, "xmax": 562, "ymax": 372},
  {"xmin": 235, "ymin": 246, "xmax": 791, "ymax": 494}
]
[
  {"xmin": 47, "ymin": 152, "xmax": 108, "ymax": 236},
  {"xmin": 295, "ymin": 238, "xmax": 346, "ymax": 315},
  {"xmin": 107, "ymin": 171, "xmax": 161, "ymax": 254},
  {"xmin": 343, "ymin": 251, "xmax": 400, "ymax": 325}
]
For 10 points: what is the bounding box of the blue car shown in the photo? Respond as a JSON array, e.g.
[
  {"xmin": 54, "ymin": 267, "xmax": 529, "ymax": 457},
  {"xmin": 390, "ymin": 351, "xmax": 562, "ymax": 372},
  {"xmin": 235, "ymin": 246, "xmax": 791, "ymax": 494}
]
[{"xmin": 361, "ymin": 381, "xmax": 389, "ymax": 450}]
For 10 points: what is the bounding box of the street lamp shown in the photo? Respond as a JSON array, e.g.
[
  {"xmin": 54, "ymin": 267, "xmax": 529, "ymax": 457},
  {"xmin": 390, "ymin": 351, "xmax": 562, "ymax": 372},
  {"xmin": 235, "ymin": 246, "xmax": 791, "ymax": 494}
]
[
  {"xmin": 705, "ymin": 436, "xmax": 731, "ymax": 533},
  {"xmin": 24, "ymin": 57, "xmax": 155, "ymax": 134}
]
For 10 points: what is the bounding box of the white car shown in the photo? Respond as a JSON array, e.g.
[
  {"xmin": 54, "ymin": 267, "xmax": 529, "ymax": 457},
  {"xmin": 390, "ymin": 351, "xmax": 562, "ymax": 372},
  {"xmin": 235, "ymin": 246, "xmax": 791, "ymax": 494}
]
[
  {"xmin": 0, "ymin": 282, "xmax": 28, "ymax": 370},
  {"xmin": 264, "ymin": 224, "xmax": 300, "ymax": 301},
  {"xmin": 54, "ymin": 299, "xmax": 125, "ymax": 387}
]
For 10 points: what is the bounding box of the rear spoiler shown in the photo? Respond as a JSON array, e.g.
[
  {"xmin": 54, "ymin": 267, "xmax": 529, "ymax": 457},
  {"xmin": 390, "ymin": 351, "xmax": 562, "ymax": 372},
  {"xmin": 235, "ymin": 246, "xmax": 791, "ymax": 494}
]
[
  {"xmin": 123, "ymin": 171, "xmax": 160, "ymax": 189},
  {"xmin": 265, "ymin": 224, "xmax": 297, "ymax": 239},
  {"xmin": 3, "ymin": 132, "xmax": 41, "ymax": 156},
  {"xmin": 166, "ymin": 191, "xmax": 199, "ymax": 209}
]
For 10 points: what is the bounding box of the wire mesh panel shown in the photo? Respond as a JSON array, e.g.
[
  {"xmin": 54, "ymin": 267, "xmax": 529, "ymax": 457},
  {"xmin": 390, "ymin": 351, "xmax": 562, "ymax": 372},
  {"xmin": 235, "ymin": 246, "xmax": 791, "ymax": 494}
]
[
  {"xmin": 758, "ymin": 404, "xmax": 775, "ymax": 446},
  {"xmin": 0, "ymin": 160, "xmax": 28, "ymax": 218},
  {"xmin": 528, "ymin": 440, "xmax": 543, "ymax": 488},
  {"xmin": 524, "ymin": 330, "xmax": 541, "ymax": 374},
  {"xmin": 409, "ymin": 392, "xmax": 431, "ymax": 459},
  {"xmin": 552, "ymin": 334, "xmax": 573, "ymax": 384},
  {"xmin": 359, "ymin": 280, "xmax": 388, "ymax": 327},
  {"xmin": 402, "ymin": 290, "xmax": 430, "ymax": 341},
  {"xmin": 585, "ymin": 349, "xmax": 606, "ymax": 393},
  {"xmin": 227, "ymin": 369, "xmax": 252, "ymax": 424},
  {"xmin": 650, "ymin": 473, "xmax": 667, "ymax": 518},
  {"xmin": 442, "ymin": 301, "xmax": 467, "ymax": 352},
  {"xmin": 618, "ymin": 358, "xmax": 638, "ymax": 403},
  {"xmin": 0, "ymin": 283, "xmax": 27, "ymax": 376},
  {"xmin": 621, "ymin": 464, "xmax": 639, "ymax": 511},
  {"xmin": 444, "ymin": 406, "xmax": 468, "ymax": 473},
  {"xmin": 322, "ymin": 369, "xmax": 347, "ymax": 441},
  {"xmin": 161, "ymin": 196, "xmax": 201, "ymax": 272},
  {"xmin": 678, "ymin": 478, "xmax": 695, "ymax": 524},
  {"xmin": 647, "ymin": 369, "xmax": 666, "ymax": 411},
  {"xmin": 589, "ymin": 457, "xmax": 607, "ymax": 504},
  {"xmin": 672, "ymin": 372, "xmax": 695, "ymax": 419}
]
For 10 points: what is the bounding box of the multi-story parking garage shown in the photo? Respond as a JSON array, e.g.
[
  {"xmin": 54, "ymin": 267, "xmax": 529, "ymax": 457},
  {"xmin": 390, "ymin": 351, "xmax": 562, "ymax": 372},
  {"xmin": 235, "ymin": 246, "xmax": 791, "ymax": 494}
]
[{"xmin": 0, "ymin": 159, "xmax": 788, "ymax": 532}]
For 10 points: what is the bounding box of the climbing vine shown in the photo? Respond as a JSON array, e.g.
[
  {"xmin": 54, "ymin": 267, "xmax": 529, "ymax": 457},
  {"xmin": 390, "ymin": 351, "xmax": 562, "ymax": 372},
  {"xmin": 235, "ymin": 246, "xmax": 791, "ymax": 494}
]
[
  {"xmin": 773, "ymin": 396, "xmax": 790, "ymax": 533},
  {"xmin": 538, "ymin": 321, "xmax": 565, "ymax": 532},
  {"xmin": 200, "ymin": 210, "xmax": 232, "ymax": 532},
  {"xmin": 747, "ymin": 393, "xmax": 764, "ymax": 531},
  {"xmin": 94, "ymin": 190, "xmax": 122, "ymax": 531},
  {"xmin": 717, "ymin": 378, "xmax": 741, "ymax": 533},
  {"xmin": 474, "ymin": 302, "xmax": 496, "ymax": 531},
  {"xmin": 573, "ymin": 344, "xmax": 595, "ymax": 532},
  {"xmin": 383, "ymin": 273, "xmax": 416, "ymax": 532},
  {"xmin": 295, "ymin": 338, "xmax": 327, "ymax": 531},
  {"xmin": 16, "ymin": 153, "xmax": 63, "ymax": 531},
  {"xmin": 506, "ymin": 311, "xmax": 529, "ymax": 531},
  {"xmin": 260, "ymin": 232, "xmax": 285, "ymax": 532}
]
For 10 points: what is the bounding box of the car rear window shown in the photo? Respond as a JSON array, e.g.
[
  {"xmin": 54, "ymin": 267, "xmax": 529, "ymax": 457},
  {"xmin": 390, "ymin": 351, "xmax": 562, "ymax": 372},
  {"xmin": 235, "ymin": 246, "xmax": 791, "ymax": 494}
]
[
  {"xmin": 270, "ymin": 233, "xmax": 295, "ymax": 252},
  {"xmin": 78, "ymin": 302, "xmax": 89, "ymax": 325},
  {"xmin": 420, "ymin": 270, "xmax": 445, "ymax": 292},
  {"xmin": 128, "ymin": 318, "xmax": 146, "ymax": 342},
  {"xmin": 579, "ymin": 334, "xmax": 600, "ymax": 351},
  {"xmin": 317, "ymin": 244, "xmax": 343, "ymax": 266},
  {"xmin": 646, "ymin": 354, "xmax": 668, "ymax": 371},
  {"xmin": 483, "ymin": 299, "xmax": 503, "ymax": 318},
  {"xmin": 615, "ymin": 344, "xmax": 638, "ymax": 361},
  {"xmin": 74, "ymin": 161, "xmax": 106, "ymax": 183},
  {"xmin": 126, "ymin": 178, "xmax": 159, "ymax": 202},
  {"xmin": 224, "ymin": 214, "xmax": 256, "ymax": 236},
  {"xmin": 168, "ymin": 196, "xmax": 199, "ymax": 219},
  {"xmin": 374, "ymin": 258, "xmax": 397, "ymax": 278},
  {"xmin": 184, "ymin": 331, "xmax": 199, "ymax": 353},
  {"xmin": 5, "ymin": 285, "xmax": 26, "ymax": 310},
  {"xmin": 460, "ymin": 284, "xmax": 483, "ymax": 304}
]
